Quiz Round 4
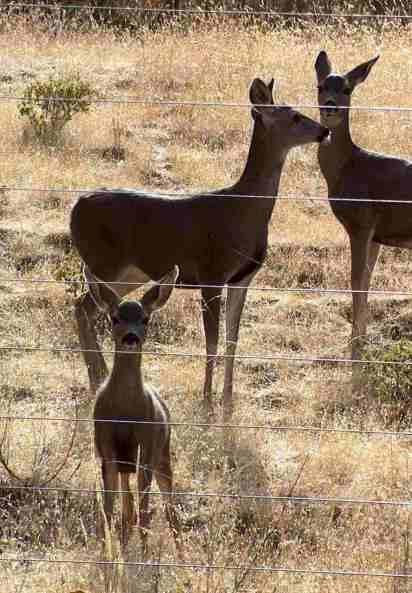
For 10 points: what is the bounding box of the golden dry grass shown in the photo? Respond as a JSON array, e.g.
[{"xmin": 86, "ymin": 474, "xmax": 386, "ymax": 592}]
[{"xmin": 1, "ymin": 16, "xmax": 412, "ymax": 593}]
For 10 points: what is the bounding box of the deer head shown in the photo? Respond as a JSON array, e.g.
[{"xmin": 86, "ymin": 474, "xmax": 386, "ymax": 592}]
[
  {"xmin": 99, "ymin": 266, "xmax": 179, "ymax": 351},
  {"xmin": 315, "ymin": 51, "xmax": 379, "ymax": 128},
  {"xmin": 250, "ymin": 77, "xmax": 329, "ymax": 148}
]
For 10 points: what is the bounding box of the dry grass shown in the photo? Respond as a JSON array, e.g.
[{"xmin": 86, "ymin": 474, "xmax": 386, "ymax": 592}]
[{"xmin": 1, "ymin": 16, "xmax": 412, "ymax": 593}]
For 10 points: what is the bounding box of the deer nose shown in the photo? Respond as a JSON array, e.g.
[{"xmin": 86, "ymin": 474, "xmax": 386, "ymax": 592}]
[
  {"xmin": 323, "ymin": 100, "xmax": 339, "ymax": 113},
  {"xmin": 122, "ymin": 332, "xmax": 140, "ymax": 346}
]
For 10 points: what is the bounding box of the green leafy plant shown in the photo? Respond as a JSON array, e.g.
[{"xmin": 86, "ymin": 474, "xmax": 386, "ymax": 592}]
[
  {"xmin": 363, "ymin": 338, "xmax": 412, "ymax": 403},
  {"xmin": 18, "ymin": 76, "xmax": 94, "ymax": 143},
  {"xmin": 51, "ymin": 250, "xmax": 84, "ymax": 299}
]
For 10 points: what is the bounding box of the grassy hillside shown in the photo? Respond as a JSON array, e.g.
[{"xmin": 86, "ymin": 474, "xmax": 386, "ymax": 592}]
[{"xmin": 0, "ymin": 16, "xmax": 412, "ymax": 593}]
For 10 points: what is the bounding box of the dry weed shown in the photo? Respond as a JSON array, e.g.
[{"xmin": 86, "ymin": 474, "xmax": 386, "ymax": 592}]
[{"xmin": 1, "ymin": 17, "xmax": 412, "ymax": 593}]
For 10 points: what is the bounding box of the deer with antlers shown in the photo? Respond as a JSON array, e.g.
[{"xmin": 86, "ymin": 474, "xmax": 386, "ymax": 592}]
[
  {"xmin": 93, "ymin": 266, "xmax": 181, "ymax": 553},
  {"xmin": 314, "ymin": 51, "xmax": 412, "ymax": 386},
  {"xmin": 71, "ymin": 77, "xmax": 329, "ymax": 420}
]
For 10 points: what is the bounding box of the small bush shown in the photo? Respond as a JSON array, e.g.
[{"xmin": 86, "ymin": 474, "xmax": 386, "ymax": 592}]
[
  {"xmin": 363, "ymin": 338, "xmax": 412, "ymax": 403},
  {"xmin": 50, "ymin": 249, "xmax": 83, "ymax": 299},
  {"xmin": 18, "ymin": 76, "xmax": 94, "ymax": 144}
]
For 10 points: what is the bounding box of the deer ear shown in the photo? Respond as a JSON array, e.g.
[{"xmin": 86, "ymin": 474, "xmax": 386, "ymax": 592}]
[
  {"xmin": 97, "ymin": 280, "xmax": 120, "ymax": 317},
  {"xmin": 141, "ymin": 266, "xmax": 179, "ymax": 315},
  {"xmin": 84, "ymin": 268, "xmax": 119, "ymax": 316},
  {"xmin": 249, "ymin": 78, "xmax": 273, "ymax": 106},
  {"xmin": 315, "ymin": 51, "xmax": 332, "ymax": 84},
  {"xmin": 250, "ymin": 78, "xmax": 274, "ymax": 126},
  {"xmin": 346, "ymin": 55, "xmax": 379, "ymax": 90}
]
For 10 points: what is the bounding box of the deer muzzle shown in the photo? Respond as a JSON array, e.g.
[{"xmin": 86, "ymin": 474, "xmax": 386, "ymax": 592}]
[
  {"xmin": 322, "ymin": 100, "xmax": 339, "ymax": 116},
  {"xmin": 122, "ymin": 332, "xmax": 142, "ymax": 347}
]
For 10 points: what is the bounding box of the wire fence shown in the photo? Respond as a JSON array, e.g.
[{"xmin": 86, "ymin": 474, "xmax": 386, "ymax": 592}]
[
  {"xmin": 2, "ymin": 414, "xmax": 412, "ymax": 437},
  {"xmin": 1, "ymin": 7, "xmax": 412, "ymax": 588},
  {"xmin": 2, "ymin": 276, "xmax": 412, "ymax": 297},
  {"xmin": 5, "ymin": 185, "xmax": 412, "ymax": 203},
  {"xmin": 2, "ymin": 555, "xmax": 412, "ymax": 580},
  {"xmin": 3, "ymin": 482, "xmax": 412, "ymax": 508},
  {"xmin": 0, "ymin": 343, "xmax": 411, "ymax": 367},
  {"xmin": 1, "ymin": 2, "xmax": 412, "ymax": 21},
  {"xmin": 2, "ymin": 93, "xmax": 412, "ymax": 111}
]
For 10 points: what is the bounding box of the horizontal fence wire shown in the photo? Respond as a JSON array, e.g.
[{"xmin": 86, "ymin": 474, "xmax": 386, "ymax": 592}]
[
  {"xmin": 4, "ymin": 185, "xmax": 412, "ymax": 206},
  {"xmin": 1, "ymin": 483, "xmax": 412, "ymax": 509},
  {"xmin": 1, "ymin": 94, "xmax": 412, "ymax": 111},
  {"xmin": 2, "ymin": 277, "xmax": 412, "ymax": 297},
  {"xmin": 2, "ymin": 2, "xmax": 412, "ymax": 21},
  {"xmin": 0, "ymin": 345, "xmax": 411, "ymax": 367},
  {"xmin": 1, "ymin": 415, "xmax": 412, "ymax": 437},
  {"xmin": 1, "ymin": 9, "xmax": 411, "ymax": 585},
  {"xmin": 0, "ymin": 555, "xmax": 411, "ymax": 579}
]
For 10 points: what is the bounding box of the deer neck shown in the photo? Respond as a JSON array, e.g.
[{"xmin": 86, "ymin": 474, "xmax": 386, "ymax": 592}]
[
  {"xmin": 111, "ymin": 348, "xmax": 145, "ymax": 395},
  {"xmin": 318, "ymin": 110, "xmax": 355, "ymax": 192},
  {"xmin": 234, "ymin": 122, "xmax": 286, "ymax": 214}
]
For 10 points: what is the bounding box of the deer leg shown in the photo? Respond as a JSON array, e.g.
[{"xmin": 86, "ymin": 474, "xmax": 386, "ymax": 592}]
[
  {"xmin": 223, "ymin": 277, "xmax": 255, "ymax": 423},
  {"xmin": 101, "ymin": 462, "xmax": 118, "ymax": 539},
  {"xmin": 221, "ymin": 277, "xmax": 255, "ymax": 466},
  {"xmin": 137, "ymin": 462, "xmax": 153, "ymax": 557},
  {"xmin": 350, "ymin": 231, "xmax": 380, "ymax": 394},
  {"xmin": 155, "ymin": 440, "xmax": 182, "ymax": 558},
  {"xmin": 365, "ymin": 241, "xmax": 380, "ymax": 290},
  {"xmin": 201, "ymin": 286, "xmax": 223, "ymax": 415},
  {"xmin": 74, "ymin": 290, "xmax": 108, "ymax": 393},
  {"xmin": 120, "ymin": 473, "xmax": 136, "ymax": 549},
  {"xmin": 350, "ymin": 231, "xmax": 379, "ymax": 359}
]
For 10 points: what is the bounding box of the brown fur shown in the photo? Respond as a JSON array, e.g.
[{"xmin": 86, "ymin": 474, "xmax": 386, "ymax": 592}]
[
  {"xmin": 93, "ymin": 268, "xmax": 181, "ymax": 553},
  {"xmin": 71, "ymin": 78, "xmax": 328, "ymax": 420},
  {"xmin": 315, "ymin": 51, "xmax": 412, "ymax": 386}
]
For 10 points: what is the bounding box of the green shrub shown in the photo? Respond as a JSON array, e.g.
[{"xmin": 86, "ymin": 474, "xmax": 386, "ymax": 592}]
[
  {"xmin": 18, "ymin": 76, "xmax": 94, "ymax": 144},
  {"xmin": 51, "ymin": 250, "xmax": 84, "ymax": 299},
  {"xmin": 363, "ymin": 338, "xmax": 412, "ymax": 403}
]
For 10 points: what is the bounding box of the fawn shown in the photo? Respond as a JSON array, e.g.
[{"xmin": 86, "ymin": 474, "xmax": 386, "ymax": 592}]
[{"xmin": 93, "ymin": 266, "xmax": 180, "ymax": 553}]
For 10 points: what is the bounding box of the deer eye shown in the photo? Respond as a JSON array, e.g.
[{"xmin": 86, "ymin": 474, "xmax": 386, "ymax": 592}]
[
  {"xmin": 343, "ymin": 87, "xmax": 351, "ymax": 96},
  {"xmin": 292, "ymin": 113, "xmax": 301, "ymax": 124}
]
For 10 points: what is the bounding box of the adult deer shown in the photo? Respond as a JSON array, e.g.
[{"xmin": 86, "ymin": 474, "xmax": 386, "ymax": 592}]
[
  {"xmin": 94, "ymin": 266, "xmax": 181, "ymax": 553},
  {"xmin": 315, "ymin": 52, "xmax": 412, "ymax": 380},
  {"xmin": 71, "ymin": 77, "xmax": 329, "ymax": 420}
]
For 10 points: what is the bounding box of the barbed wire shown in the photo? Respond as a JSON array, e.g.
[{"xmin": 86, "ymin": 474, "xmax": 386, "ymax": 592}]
[
  {"xmin": 0, "ymin": 555, "xmax": 410, "ymax": 579},
  {"xmin": 2, "ymin": 2, "xmax": 412, "ymax": 21}
]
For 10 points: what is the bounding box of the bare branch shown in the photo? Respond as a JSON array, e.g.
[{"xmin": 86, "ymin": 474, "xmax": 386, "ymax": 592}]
[{"xmin": 0, "ymin": 393, "xmax": 79, "ymax": 487}]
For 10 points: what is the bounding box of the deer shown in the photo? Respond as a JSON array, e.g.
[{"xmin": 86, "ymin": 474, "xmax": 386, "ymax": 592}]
[
  {"xmin": 314, "ymin": 51, "xmax": 412, "ymax": 388},
  {"xmin": 93, "ymin": 266, "xmax": 181, "ymax": 553},
  {"xmin": 70, "ymin": 77, "xmax": 329, "ymax": 421}
]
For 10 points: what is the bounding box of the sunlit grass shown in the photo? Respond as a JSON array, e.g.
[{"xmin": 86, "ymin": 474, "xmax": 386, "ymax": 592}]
[{"xmin": 0, "ymin": 17, "xmax": 412, "ymax": 593}]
